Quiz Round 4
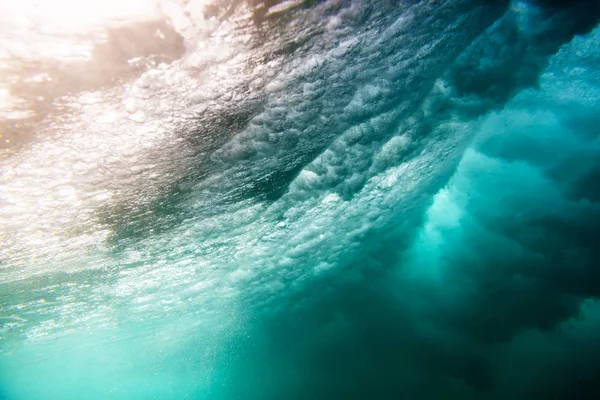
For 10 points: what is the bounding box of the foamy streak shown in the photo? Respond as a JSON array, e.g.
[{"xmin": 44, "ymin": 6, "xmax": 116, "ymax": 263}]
[{"xmin": 0, "ymin": 0, "xmax": 506, "ymax": 279}]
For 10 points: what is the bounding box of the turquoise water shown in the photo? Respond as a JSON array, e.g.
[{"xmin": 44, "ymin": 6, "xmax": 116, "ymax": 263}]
[{"xmin": 1, "ymin": 0, "xmax": 600, "ymax": 399}]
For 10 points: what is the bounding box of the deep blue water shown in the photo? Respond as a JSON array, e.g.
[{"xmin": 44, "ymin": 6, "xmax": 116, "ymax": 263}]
[{"xmin": 1, "ymin": 0, "xmax": 600, "ymax": 399}]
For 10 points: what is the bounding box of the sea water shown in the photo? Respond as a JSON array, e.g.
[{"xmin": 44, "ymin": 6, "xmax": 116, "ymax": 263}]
[{"xmin": 1, "ymin": 0, "xmax": 600, "ymax": 399}]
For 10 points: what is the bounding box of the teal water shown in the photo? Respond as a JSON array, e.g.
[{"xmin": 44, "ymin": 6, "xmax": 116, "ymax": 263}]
[{"xmin": 1, "ymin": 0, "xmax": 600, "ymax": 399}]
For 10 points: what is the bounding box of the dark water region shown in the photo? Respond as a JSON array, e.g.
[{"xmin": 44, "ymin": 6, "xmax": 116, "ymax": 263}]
[{"xmin": 1, "ymin": 0, "xmax": 600, "ymax": 399}]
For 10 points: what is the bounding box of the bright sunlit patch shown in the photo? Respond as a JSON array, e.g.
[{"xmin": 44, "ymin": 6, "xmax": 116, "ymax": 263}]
[
  {"xmin": 0, "ymin": 0, "xmax": 162, "ymax": 62},
  {"xmin": 0, "ymin": 0, "xmax": 158, "ymax": 31}
]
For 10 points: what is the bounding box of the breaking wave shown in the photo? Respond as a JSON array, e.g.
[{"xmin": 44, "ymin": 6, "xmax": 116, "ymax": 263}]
[{"xmin": 1, "ymin": 0, "xmax": 599, "ymax": 398}]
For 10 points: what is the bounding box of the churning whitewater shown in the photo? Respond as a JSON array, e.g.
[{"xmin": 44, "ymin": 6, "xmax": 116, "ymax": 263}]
[{"xmin": 1, "ymin": 0, "xmax": 600, "ymax": 399}]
